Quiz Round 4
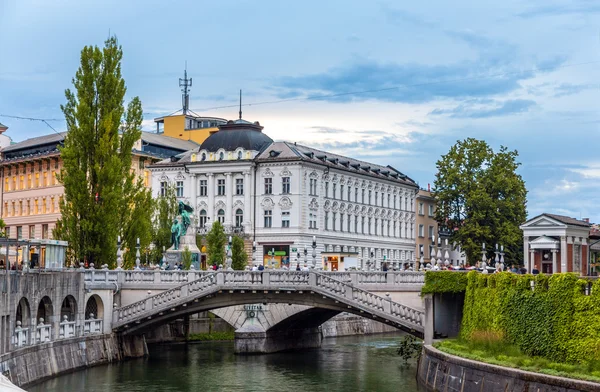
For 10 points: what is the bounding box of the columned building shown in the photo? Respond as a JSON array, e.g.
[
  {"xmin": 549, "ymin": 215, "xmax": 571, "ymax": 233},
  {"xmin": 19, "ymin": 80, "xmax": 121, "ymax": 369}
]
[
  {"xmin": 150, "ymin": 118, "xmax": 419, "ymax": 270},
  {"xmin": 520, "ymin": 213, "xmax": 591, "ymax": 275}
]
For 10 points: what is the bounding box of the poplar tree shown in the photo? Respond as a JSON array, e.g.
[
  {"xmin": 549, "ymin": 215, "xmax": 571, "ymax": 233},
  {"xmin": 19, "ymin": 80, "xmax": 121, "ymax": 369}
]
[
  {"xmin": 55, "ymin": 36, "xmax": 147, "ymax": 267},
  {"xmin": 231, "ymin": 236, "xmax": 248, "ymax": 270}
]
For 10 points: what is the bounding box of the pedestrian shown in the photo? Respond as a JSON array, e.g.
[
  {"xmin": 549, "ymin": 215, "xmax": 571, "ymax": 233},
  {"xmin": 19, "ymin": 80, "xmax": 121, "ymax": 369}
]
[
  {"xmin": 296, "ymin": 264, "xmax": 301, "ymax": 271},
  {"xmin": 258, "ymin": 264, "xmax": 264, "ymax": 271},
  {"xmin": 301, "ymin": 264, "xmax": 310, "ymax": 272},
  {"xmin": 532, "ymin": 264, "xmax": 540, "ymax": 275}
]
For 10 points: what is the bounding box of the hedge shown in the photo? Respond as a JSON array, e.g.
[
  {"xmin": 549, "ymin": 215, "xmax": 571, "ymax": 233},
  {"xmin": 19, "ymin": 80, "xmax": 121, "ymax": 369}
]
[
  {"xmin": 421, "ymin": 270, "xmax": 469, "ymax": 294},
  {"xmin": 460, "ymin": 271, "xmax": 600, "ymax": 365}
]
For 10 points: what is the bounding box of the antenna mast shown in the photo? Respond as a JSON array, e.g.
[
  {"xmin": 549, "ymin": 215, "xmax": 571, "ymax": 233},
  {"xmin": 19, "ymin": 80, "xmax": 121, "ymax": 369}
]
[
  {"xmin": 239, "ymin": 89, "xmax": 242, "ymax": 119},
  {"xmin": 179, "ymin": 62, "xmax": 192, "ymax": 115}
]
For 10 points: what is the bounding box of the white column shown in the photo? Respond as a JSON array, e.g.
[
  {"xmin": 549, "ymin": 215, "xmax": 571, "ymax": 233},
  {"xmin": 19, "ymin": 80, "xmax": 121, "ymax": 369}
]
[
  {"xmin": 243, "ymin": 171, "xmax": 251, "ymax": 227},
  {"xmin": 529, "ymin": 250, "xmax": 535, "ymax": 273},
  {"xmin": 225, "ymin": 172, "xmax": 233, "ymax": 225},
  {"xmin": 523, "ymin": 236, "xmax": 529, "ymax": 271},
  {"xmin": 551, "ymin": 249, "xmax": 558, "ymax": 274},
  {"xmin": 561, "ymin": 236, "xmax": 567, "ymax": 273},
  {"xmin": 207, "ymin": 173, "xmax": 215, "ymax": 222}
]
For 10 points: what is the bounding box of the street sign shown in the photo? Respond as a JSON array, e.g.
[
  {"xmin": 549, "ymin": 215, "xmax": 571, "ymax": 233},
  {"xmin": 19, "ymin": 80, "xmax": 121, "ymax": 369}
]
[
  {"xmin": 274, "ymin": 251, "xmax": 286, "ymax": 256},
  {"xmin": 291, "ymin": 247, "xmax": 297, "ymax": 252}
]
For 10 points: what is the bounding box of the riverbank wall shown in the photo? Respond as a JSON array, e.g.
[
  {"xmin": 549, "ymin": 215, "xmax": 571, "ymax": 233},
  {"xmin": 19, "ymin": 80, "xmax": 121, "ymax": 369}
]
[
  {"xmin": 0, "ymin": 334, "xmax": 147, "ymax": 388},
  {"xmin": 418, "ymin": 345, "xmax": 600, "ymax": 392}
]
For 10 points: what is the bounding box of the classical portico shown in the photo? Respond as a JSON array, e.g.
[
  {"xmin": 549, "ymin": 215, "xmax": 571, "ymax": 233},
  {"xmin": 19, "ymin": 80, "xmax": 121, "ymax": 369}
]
[{"xmin": 520, "ymin": 214, "xmax": 590, "ymax": 275}]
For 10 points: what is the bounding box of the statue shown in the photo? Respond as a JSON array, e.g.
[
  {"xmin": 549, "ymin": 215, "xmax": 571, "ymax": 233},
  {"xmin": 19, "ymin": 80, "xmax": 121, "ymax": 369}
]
[
  {"xmin": 171, "ymin": 218, "xmax": 182, "ymax": 250},
  {"xmin": 178, "ymin": 201, "xmax": 194, "ymax": 235}
]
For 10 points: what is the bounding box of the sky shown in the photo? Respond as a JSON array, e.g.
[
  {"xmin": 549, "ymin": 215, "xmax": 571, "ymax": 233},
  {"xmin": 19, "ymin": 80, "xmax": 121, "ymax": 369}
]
[{"xmin": 1, "ymin": 0, "xmax": 599, "ymax": 221}]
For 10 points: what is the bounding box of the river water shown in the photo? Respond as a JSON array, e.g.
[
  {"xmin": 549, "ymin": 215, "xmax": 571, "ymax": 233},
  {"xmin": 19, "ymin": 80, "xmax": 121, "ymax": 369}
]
[{"xmin": 29, "ymin": 333, "xmax": 422, "ymax": 392}]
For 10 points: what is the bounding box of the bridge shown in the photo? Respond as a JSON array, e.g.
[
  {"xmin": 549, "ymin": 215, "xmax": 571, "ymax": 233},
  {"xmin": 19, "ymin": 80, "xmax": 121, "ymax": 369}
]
[{"xmin": 0, "ymin": 269, "xmax": 427, "ymax": 358}]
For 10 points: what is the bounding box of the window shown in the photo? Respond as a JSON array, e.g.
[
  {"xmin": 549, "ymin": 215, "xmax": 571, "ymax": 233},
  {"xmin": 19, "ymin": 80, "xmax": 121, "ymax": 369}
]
[
  {"xmin": 34, "ymin": 199, "xmax": 39, "ymax": 214},
  {"xmin": 374, "ymin": 218, "xmax": 378, "ymax": 235},
  {"xmin": 43, "ymin": 172, "xmax": 47, "ymax": 187},
  {"xmin": 160, "ymin": 181, "xmax": 167, "ymax": 197},
  {"xmin": 12, "ymin": 176, "xmax": 16, "ymax": 190},
  {"xmin": 42, "ymin": 224, "xmax": 48, "ymax": 239},
  {"xmin": 332, "ymin": 212, "xmax": 337, "ymax": 231},
  {"xmin": 410, "ymin": 197, "xmax": 414, "ymax": 211},
  {"xmin": 26, "ymin": 200, "xmax": 30, "ymax": 216},
  {"xmin": 428, "ymin": 204, "xmax": 434, "ymax": 217},
  {"xmin": 144, "ymin": 171, "xmax": 149, "ymax": 187},
  {"xmin": 219, "ymin": 152, "xmax": 224, "ymax": 161},
  {"xmin": 4, "ymin": 227, "xmax": 9, "ymax": 239},
  {"xmin": 217, "ymin": 209, "xmax": 225, "ymax": 224},
  {"xmin": 309, "ymin": 178, "xmax": 317, "ymax": 195},
  {"xmin": 387, "ymin": 194, "xmax": 391, "ymax": 208},
  {"xmin": 369, "ymin": 190, "xmax": 372, "ymax": 205},
  {"xmin": 282, "ymin": 211, "xmax": 290, "ymax": 228},
  {"xmin": 362, "ymin": 189, "xmax": 365, "ymax": 203},
  {"xmin": 11, "ymin": 202, "xmax": 14, "ymax": 217},
  {"xmin": 51, "ymin": 197, "xmax": 55, "ymax": 213},
  {"xmin": 347, "ymin": 214, "xmax": 351, "ymax": 232},
  {"xmin": 17, "ymin": 226, "xmax": 22, "ymax": 239},
  {"xmin": 199, "ymin": 180, "xmax": 207, "ymax": 196},
  {"xmin": 282, "ymin": 177, "xmax": 290, "ymax": 194},
  {"xmin": 428, "ymin": 225, "xmax": 434, "ymax": 239},
  {"xmin": 264, "ymin": 210, "xmax": 272, "ymax": 228},
  {"xmin": 333, "ymin": 183, "xmax": 337, "ymax": 199},
  {"xmin": 340, "ymin": 213, "xmax": 344, "ymax": 232},
  {"xmin": 348, "ymin": 185, "xmax": 351, "ymax": 201},
  {"xmin": 236, "ymin": 178, "xmax": 244, "ymax": 195},
  {"xmin": 394, "ymin": 195, "xmax": 397, "ymax": 209},
  {"xmin": 237, "ymin": 150, "xmax": 242, "ymax": 160},
  {"xmin": 42, "ymin": 198, "xmax": 47, "ymax": 214},
  {"xmin": 375, "ymin": 192, "xmax": 378, "ymax": 206},
  {"xmin": 217, "ymin": 179, "xmax": 225, "ymax": 196},
  {"xmin": 404, "ymin": 222, "xmax": 408, "ymax": 238},
  {"xmin": 29, "ymin": 225, "xmax": 35, "ymax": 239},
  {"xmin": 324, "ymin": 211, "xmax": 329, "ymax": 230},
  {"xmin": 404, "ymin": 197, "xmax": 408, "ymax": 210},
  {"xmin": 418, "ymin": 202, "xmax": 424, "ymax": 215},
  {"xmin": 19, "ymin": 175, "xmax": 24, "ymax": 189},
  {"xmin": 309, "ymin": 213, "xmax": 317, "ymax": 229},
  {"xmin": 264, "ymin": 178, "xmax": 272, "ymax": 194},
  {"xmin": 340, "ymin": 185, "xmax": 344, "ymax": 201},
  {"xmin": 325, "ymin": 182, "xmax": 329, "ymax": 198},
  {"xmin": 201, "ymin": 153, "xmax": 206, "ymax": 161},
  {"xmin": 18, "ymin": 201, "xmax": 22, "ymax": 216},
  {"xmin": 199, "ymin": 210, "xmax": 207, "ymax": 228},
  {"xmin": 235, "ymin": 209, "xmax": 243, "ymax": 227},
  {"xmin": 418, "ymin": 224, "xmax": 424, "ymax": 237},
  {"xmin": 355, "ymin": 188, "xmax": 358, "ymax": 202},
  {"xmin": 368, "ymin": 217, "xmax": 372, "ymax": 234},
  {"xmin": 4, "ymin": 178, "xmax": 8, "ymax": 191},
  {"xmin": 411, "ymin": 223, "xmax": 414, "ymax": 239},
  {"xmin": 393, "ymin": 221, "xmax": 397, "ymax": 237},
  {"xmin": 176, "ymin": 181, "xmax": 184, "ymax": 197}
]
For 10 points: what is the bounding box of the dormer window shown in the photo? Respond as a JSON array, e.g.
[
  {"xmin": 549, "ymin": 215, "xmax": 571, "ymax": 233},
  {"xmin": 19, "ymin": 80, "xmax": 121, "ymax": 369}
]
[
  {"xmin": 238, "ymin": 151, "xmax": 243, "ymax": 160},
  {"xmin": 219, "ymin": 152, "xmax": 224, "ymax": 161},
  {"xmin": 201, "ymin": 153, "xmax": 206, "ymax": 161},
  {"xmin": 269, "ymin": 150, "xmax": 281, "ymax": 158}
]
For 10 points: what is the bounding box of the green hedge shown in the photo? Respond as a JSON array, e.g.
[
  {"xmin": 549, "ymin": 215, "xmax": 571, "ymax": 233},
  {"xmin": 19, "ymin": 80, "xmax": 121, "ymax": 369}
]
[
  {"xmin": 460, "ymin": 271, "xmax": 600, "ymax": 364},
  {"xmin": 421, "ymin": 271, "xmax": 469, "ymax": 294}
]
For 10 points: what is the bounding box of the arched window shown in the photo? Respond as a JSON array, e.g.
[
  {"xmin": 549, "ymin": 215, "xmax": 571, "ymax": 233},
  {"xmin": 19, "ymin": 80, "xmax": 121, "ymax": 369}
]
[
  {"xmin": 219, "ymin": 152, "xmax": 224, "ymax": 161},
  {"xmin": 217, "ymin": 209, "xmax": 225, "ymax": 223},
  {"xmin": 199, "ymin": 209, "xmax": 207, "ymax": 228},
  {"xmin": 235, "ymin": 208, "xmax": 243, "ymax": 227},
  {"xmin": 237, "ymin": 150, "xmax": 243, "ymax": 160},
  {"xmin": 201, "ymin": 153, "xmax": 206, "ymax": 161}
]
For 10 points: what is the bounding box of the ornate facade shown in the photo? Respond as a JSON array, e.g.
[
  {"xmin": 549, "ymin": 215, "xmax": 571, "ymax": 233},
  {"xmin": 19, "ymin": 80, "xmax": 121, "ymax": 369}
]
[{"xmin": 150, "ymin": 118, "xmax": 419, "ymax": 270}]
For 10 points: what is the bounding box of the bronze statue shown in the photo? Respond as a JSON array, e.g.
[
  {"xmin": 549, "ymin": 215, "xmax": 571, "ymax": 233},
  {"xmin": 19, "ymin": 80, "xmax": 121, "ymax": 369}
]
[
  {"xmin": 178, "ymin": 201, "xmax": 193, "ymax": 235},
  {"xmin": 171, "ymin": 218, "xmax": 181, "ymax": 250}
]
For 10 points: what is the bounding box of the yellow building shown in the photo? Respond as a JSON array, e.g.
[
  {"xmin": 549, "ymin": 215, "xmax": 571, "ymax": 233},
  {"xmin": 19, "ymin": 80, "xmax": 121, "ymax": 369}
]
[{"xmin": 153, "ymin": 114, "xmax": 226, "ymax": 144}]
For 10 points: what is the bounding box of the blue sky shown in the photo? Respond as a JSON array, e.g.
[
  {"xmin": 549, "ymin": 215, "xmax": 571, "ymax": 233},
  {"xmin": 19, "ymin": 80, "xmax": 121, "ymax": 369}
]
[{"xmin": 1, "ymin": 0, "xmax": 599, "ymax": 221}]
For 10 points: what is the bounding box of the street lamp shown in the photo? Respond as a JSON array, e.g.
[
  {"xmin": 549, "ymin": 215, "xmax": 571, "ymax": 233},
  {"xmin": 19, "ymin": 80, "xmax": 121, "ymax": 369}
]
[
  {"xmin": 135, "ymin": 237, "xmax": 141, "ymax": 270},
  {"xmin": 303, "ymin": 245, "xmax": 308, "ymax": 266},
  {"xmin": 311, "ymin": 236, "xmax": 317, "ymax": 268},
  {"xmin": 226, "ymin": 236, "xmax": 233, "ymax": 269},
  {"xmin": 419, "ymin": 244, "xmax": 424, "ymax": 271},
  {"xmin": 116, "ymin": 235, "xmax": 123, "ymax": 270},
  {"xmin": 443, "ymin": 239, "xmax": 450, "ymax": 266},
  {"xmin": 252, "ymin": 241, "xmax": 256, "ymax": 267},
  {"xmin": 481, "ymin": 242, "xmax": 487, "ymax": 271},
  {"xmin": 500, "ymin": 245, "xmax": 505, "ymax": 270},
  {"xmin": 369, "ymin": 249, "xmax": 374, "ymax": 271}
]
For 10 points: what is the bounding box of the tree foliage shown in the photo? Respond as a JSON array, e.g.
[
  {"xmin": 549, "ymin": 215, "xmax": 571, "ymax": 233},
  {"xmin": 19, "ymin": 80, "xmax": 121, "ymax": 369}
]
[
  {"xmin": 433, "ymin": 138, "xmax": 527, "ymax": 264},
  {"xmin": 231, "ymin": 236, "xmax": 248, "ymax": 270},
  {"xmin": 150, "ymin": 184, "xmax": 178, "ymax": 264},
  {"xmin": 181, "ymin": 246, "xmax": 192, "ymax": 270},
  {"xmin": 55, "ymin": 36, "xmax": 147, "ymax": 268},
  {"xmin": 206, "ymin": 221, "xmax": 226, "ymax": 267}
]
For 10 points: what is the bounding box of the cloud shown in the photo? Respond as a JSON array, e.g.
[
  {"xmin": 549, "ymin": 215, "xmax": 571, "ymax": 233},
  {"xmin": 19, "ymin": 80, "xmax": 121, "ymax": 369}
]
[
  {"xmin": 553, "ymin": 83, "xmax": 598, "ymax": 97},
  {"xmin": 429, "ymin": 99, "xmax": 536, "ymax": 118},
  {"xmin": 274, "ymin": 55, "xmax": 565, "ymax": 104},
  {"xmin": 568, "ymin": 163, "xmax": 600, "ymax": 179},
  {"xmin": 517, "ymin": 1, "xmax": 600, "ymax": 18}
]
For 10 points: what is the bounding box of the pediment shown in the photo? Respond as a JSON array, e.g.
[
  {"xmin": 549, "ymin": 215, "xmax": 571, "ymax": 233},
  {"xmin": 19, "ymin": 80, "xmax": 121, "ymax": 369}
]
[
  {"xmin": 521, "ymin": 215, "xmax": 566, "ymax": 229},
  {"xmin": 530, "ymin": 235, "xmax": 559, "ymax": 244}
]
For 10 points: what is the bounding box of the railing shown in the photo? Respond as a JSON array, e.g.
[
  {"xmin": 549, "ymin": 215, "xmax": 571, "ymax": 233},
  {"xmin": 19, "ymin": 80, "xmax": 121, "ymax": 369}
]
[
  {"xmin": 35, "ymin": 323, "xmax": 52, "ymax": 344},
  {"xmin": 113, "ymin": 271, "xmax": 424, "ymax": 332},
  {"xmin": 83, "ymin": 319, "xmax": 103, "ymax": 335},
  {"xmin": 13, "ymin": 322, "xmax": 29, "ymax": 348},
  {"xmin": 59, "ymin": 316, "xmax": 76, "ymax": 339}
]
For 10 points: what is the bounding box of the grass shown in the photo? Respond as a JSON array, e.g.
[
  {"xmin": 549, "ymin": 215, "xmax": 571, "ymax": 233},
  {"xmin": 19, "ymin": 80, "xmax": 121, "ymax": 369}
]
[
  {"xmin": 187, "ymin": 331, "xmax": 235, "ymax": 341},
  {"xmin": 435, "ymin": 335, "xmax": 600, "ymax": 384}
]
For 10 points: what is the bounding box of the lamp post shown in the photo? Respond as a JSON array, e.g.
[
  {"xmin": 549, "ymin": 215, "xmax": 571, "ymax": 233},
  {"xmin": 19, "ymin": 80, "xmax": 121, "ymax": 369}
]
[
  {"xmin": 494, "ymin": 243, "xmax": 500, "ymax": 270},
  {"xmin": 303, "ymin": 245, "xmax": 308, "ymax": 267},
  {"xmin": 419, "ymin": 244, "xmax": 424, "ymax": 271},
  {"xmin": 369, "ymin": 249, "xmax": 374, "ymax": 271},
  {"xmin": 161, "ymin": 246, "xmax": 166, "ymax": 269},
  {"xmin": 135, "ymin": 237, "xmax": 141, "ymax": 270},
  {"xmin": 252, "ymin": 241, "xmax": 256, "ymax": 267},
  {"xmin": 431, "ymin": 234, "xmax": 436, "ymax": 268},
  {"xmin": 481, "ymin": 242, "xmax": 487, "ymax": 272},
  {"xmin": 116, "ymin": 236, "xmax": 123, "ymax": 270},
  {"xmin": 226, "ymin": 236, "xmax": 232, "ymax": 269},
  {"xmin": 270, "ymin": 247, "xmax": 275, "ymax": 269},
  {"xmin": 500, "ymin": 244, "xmax": 505, "ymax": 271},
  {"xmin": 443, "ymin": 239, "xmax": 450, "ymax": 267},
  {"xmin": 311, "ymin": 236, "xmax": 317, "ymax": 268}
]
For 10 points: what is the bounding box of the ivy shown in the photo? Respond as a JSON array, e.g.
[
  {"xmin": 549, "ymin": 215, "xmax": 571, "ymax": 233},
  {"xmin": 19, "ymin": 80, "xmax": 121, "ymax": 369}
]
[
  {"xmin": 421, "ymin": 271, "xmax": 469, "ymax": 294},
  {"xmin": 459, "ymin": 271, "xmax": 600, "ymax": 366}
]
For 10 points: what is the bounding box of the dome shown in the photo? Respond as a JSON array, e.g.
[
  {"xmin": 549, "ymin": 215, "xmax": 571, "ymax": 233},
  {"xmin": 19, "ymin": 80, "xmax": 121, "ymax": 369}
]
[{"xmin": 199, "ymin": 119, "xmax": 273, "ymax": 152}]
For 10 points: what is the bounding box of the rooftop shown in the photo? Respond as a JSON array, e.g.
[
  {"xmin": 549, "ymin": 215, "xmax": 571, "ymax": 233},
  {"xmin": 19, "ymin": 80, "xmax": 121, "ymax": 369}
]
[{"xmin": 543, "ymin": 213, "xmax": 591, "ymax": 228}]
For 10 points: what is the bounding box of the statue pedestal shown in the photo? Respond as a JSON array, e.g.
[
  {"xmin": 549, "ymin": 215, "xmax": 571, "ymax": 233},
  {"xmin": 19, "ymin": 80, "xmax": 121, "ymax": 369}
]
[{"xmin": 165, "ymin": 232, "xmax": 201, "ymax": 269}]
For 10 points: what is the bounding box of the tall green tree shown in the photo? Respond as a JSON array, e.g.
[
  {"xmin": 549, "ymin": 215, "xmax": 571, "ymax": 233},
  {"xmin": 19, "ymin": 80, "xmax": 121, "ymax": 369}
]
[
  {"xmin": 206, "ymin": 221, "xmax": 226, "ymax": 267},
  {"xmin": 150, "ymin": 184, "xmax": 178, "ymax": 264},
  {"xmin": 54, "ymin": 36, "xmax": 145, "ymax": 268},
  {"xmin": 231, "ymin": 236, "xmax": 248, "ymax": 270},
  {"xmin": 434, "ymin": 138, "xmax": 527, "ymax": 265}
]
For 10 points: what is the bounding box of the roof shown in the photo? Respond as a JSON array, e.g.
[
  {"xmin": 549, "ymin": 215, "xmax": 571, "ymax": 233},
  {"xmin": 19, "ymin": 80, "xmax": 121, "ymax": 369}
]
[
  {"xmin": 199, "ymin": 120, "xmax": 273, "ymax": 153},
  {"xmin": 141, "ymin": 132, "xmax": 198, "ymax": 151},
  {"xmin": 256, "ymin": 141, "xmax": 418, "ymax": 187},
  {"xmin": 543, "ymin": 214, "xmax": 591, "ymax": 228},
  {"xmin": 2, "ymin": 132, "xmax": 66, "ymax": 152},
  {"xmin": 0, "ymin": 122, "xmax": 7, "ymax": 129}
]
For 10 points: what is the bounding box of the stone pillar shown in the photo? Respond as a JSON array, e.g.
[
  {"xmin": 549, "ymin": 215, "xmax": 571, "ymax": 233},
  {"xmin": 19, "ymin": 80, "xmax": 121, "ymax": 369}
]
[
  {"xmin": 423, "ymin": 293, "xmax": 434, "ymax": 345},
  {"xmin": 551, "ymin": 249, "xmax": 558, "ymax": 274},
  {"xmin": 207, "ymin": 173, "xmax": 215, "ymax": 222},
  {"xmin": 225, "ymin": 172, "xmax": 233, "ymax": 225},
  {"xmin": 561, "ymin": 236, "xmax": 567, "ymax": 273},
  {"xmin": 243, "ymin": 171, "xmax": 251, "ymax": 227},
  {"xmin": 529, "ymin": 250, "xmax": 535, "ymax": 273}
]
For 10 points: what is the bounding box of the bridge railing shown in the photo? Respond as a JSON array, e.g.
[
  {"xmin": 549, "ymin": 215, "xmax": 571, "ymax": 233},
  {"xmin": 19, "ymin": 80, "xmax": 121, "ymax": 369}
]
[
  {"xmin": 12, "ymin": 322, "xmax": 29, "ymax": 348},
  {"xmin": 83, "ymin": 319, "xmax": 103, "ymax": 335},
  {"xmin": 59, "ymin": 316, "xmax": 77, "ymax": 339}
]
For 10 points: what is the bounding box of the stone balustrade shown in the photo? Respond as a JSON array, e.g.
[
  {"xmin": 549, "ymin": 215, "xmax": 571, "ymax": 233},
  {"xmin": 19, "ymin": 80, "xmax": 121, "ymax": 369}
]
[{"xmin": 11, "ymin": 316, "xmax": 103, "ymax": 350}]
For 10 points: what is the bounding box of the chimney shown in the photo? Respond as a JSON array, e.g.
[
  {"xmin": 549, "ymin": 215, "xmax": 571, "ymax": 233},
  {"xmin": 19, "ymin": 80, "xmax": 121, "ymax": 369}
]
[
  {"xmin": 583, "ymin": 218, "xmax": 590, "ymax": 223},
  {"xmin": 428, "ymin": 183, "xmax": 430, "ymax": 192}
]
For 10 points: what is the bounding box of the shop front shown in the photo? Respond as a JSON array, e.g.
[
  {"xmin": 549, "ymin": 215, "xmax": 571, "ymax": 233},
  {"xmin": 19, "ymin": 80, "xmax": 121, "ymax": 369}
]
[
  {"xmin": 262, "ymin": 244, "xmax": 290, "ymax": 268},
  {"xmin": 321, "ymin": 252, "xmax": 359, "ymax": 271}
]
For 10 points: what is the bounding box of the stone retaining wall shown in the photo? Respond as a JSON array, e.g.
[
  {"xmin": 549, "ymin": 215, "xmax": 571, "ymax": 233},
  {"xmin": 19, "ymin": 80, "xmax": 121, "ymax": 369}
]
[
  {"xmin": 321, "ymin": 314, "xmax": 397, "ymax": 337},
  {"xmin": 418, "ymin": 344, "xmax": 600, "ymax": 392},
  {"xmin": 0, "ymin": 334, "xmax": 146, "ymax": 388}
]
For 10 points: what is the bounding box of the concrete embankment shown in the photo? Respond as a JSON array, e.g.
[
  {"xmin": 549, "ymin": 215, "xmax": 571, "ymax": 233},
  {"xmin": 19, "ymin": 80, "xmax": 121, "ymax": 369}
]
[
  {"xmin": 0, "ymin": 334, "xmax": 147, "ymax": 388},
  {"xmin": 418, "ymin": 345, "xmax": 600, "ymax": 392}
]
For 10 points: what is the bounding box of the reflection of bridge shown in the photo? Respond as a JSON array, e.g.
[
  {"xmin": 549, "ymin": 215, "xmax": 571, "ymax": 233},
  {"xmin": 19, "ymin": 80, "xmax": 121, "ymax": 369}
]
[{"xmin": 0, "ymin": 270, "xmax": 426, "ymax": 357}]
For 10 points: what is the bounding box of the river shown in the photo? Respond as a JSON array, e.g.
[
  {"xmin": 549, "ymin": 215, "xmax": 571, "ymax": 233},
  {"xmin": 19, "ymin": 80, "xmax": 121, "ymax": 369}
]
[{"xmin": 28, "ymin": 333, "xmax": 422, "ymax": 392}]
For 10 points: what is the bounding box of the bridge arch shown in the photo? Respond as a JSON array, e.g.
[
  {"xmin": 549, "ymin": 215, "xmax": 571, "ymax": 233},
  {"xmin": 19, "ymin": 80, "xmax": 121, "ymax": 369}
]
[
  {"xmin": 16, "ymin": 297, "xmax": 31, "ymax": 327},
  {"xmin": 268, "ymin": 307, "xmax": 341, "ymax": 332},
  {"xmin": 36, "ymin": 296, "xmax": 53, "ymax": 325},
  {"xmin": 61, "ymin": 295, "xmax": 77, "ymax": 321},
  {"xmin": 85, "ymin": 294, "xmax": 104, "ymax": 320}
]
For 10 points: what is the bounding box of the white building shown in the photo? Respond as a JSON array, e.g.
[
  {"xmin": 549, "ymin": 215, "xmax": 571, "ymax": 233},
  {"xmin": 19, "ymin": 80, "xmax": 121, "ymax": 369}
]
[{"xmin": 150, "ymin": 118, "xmax": 418, "ymax": 270}]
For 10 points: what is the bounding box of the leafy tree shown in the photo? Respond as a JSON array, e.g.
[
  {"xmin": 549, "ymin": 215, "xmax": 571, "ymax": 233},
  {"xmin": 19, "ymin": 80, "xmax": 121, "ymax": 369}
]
[
  {"xmin": 0, "ymin": 219, "xmax": 7, "ymax": 238},
  {"xmin": 151, "ymin": 184, "xmax": 178, "ymax": 264},
  {"xmin": 181, "ymin": 246, "xmax": 192, "ymax": 270},
  {"xmin": 231, "ymin": 236, "xmax": 248, "ymax": 270},
  {"xmin": 206, "ymin": 221, "xmax": 226, "ymax": 267},
  {"xmin": 54, "ymin": 36, "xmax": 145, "ymax": 268},
  {"xmin": 122, "ymin": 186, "xmax": 154, "ymax": 269},
  {"xmin": 434, "ymin": 138, "xmax": 527, "ymax": 265}
]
